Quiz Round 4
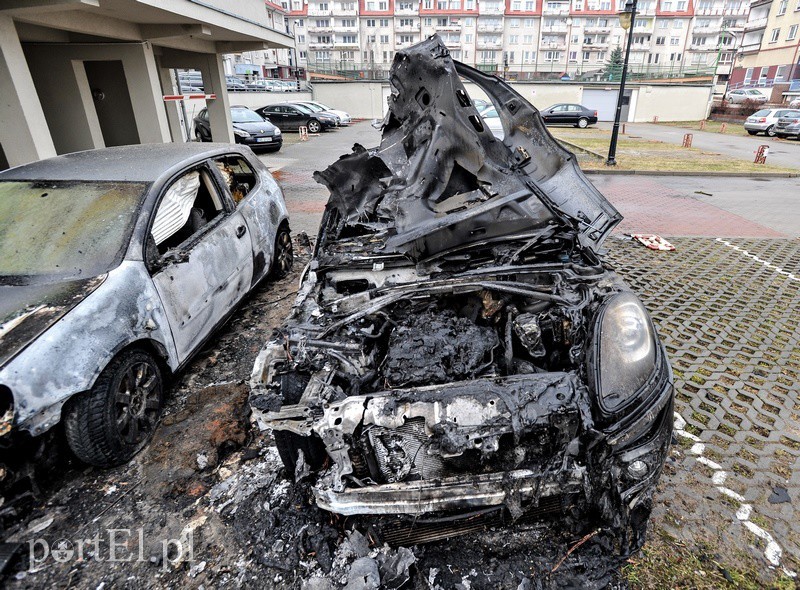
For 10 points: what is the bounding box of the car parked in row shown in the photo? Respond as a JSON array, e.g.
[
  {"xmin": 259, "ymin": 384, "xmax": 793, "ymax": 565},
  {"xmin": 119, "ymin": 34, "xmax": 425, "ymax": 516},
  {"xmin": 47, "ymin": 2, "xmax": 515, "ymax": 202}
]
[
  {"xmin": 257, "ymin": 103, "xmax": 338, "ymax": 133},
  {"xmin": 294, "ymin": 101, "xmax": 352, "ymax": 126},
  {"xmin": 0, "ymin": 144, "xmax": 292, "ymax": 474},
  {"xmin": 540, "ymin": 103, "xmax": 598, "ymax": 128},
  {"xmin": 774, "ymin": 112, "xmax": 800, "ymax": 139},
  {"xmin": 726, "ymin": 88, "xmax": 769, "ymax": 104},
  {"xmin": 194, "ymin": 106, "xmax": 282, "ymax": 152},
  {"xmin": 745, "ymin": 108, "xmax": 800, "ymax": 136}
]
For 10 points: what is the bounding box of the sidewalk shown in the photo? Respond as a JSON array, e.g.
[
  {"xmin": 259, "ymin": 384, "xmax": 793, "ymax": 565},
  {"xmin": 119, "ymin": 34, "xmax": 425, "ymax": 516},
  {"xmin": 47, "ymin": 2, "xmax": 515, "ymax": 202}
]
[{"xmin": 597, "ymin": 122, "xmax": 800, "ymax": 170}]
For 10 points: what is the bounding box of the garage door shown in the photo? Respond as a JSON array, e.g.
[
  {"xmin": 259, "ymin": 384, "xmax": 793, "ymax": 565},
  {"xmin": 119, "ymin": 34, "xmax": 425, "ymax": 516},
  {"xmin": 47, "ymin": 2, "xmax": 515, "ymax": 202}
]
[{"xmin": 582, "ymin": 88, "xmax": 620, "ymax": 121}]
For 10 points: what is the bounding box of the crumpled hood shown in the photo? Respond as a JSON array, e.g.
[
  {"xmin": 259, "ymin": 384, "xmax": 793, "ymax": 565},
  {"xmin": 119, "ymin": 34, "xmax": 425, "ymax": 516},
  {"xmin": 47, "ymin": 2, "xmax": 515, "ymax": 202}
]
[
  {"xmin": 313, "ymin": 35, "xmax": 621, "ymax": 263},
  {"xmin": 0, "ymin": 276, "xmax": 106, "ymax": 368}
]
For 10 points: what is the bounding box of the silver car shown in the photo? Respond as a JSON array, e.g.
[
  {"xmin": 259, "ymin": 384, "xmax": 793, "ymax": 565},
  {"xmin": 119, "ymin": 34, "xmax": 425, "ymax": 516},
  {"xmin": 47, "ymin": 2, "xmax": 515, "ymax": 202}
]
[
  {"xmin": 744, "ymin": 108, "xmax": 800, "ymax": 136},
  {"xmin": 726, "ymin": 88, "xmax": 769, "ymax": 104},
  {"xmin": 0, "ymin": 143, "xmax": 292, "ymax": 471},
  {"xmin": 775, "ymin": 112, "xmax": 800, "ymax": 139}
]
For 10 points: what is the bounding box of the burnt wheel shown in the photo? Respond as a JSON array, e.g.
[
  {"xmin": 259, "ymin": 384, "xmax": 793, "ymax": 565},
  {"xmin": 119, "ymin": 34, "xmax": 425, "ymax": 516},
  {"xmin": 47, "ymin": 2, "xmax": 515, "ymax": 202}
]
[
  {"xmin": 273, "ymin": 372, "xmax": 326, "ymax": 478},
  {"xmin": 306, "ymin": 119, "xmax": 322, "ymax": 134},
  {"xmin": 269, "ymin": 223, "xmax": 294, "ymax": 279},
  {"xmin": 64, "ymin": 349, "xmax": 164, "ymax": 467}
]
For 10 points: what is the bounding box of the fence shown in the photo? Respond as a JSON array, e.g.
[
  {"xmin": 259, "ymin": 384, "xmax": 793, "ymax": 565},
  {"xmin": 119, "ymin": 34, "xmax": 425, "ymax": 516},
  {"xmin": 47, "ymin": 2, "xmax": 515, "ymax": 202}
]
[{"xmin": 304, "ymin": 58, "xmax": 717, "ymax": 82}]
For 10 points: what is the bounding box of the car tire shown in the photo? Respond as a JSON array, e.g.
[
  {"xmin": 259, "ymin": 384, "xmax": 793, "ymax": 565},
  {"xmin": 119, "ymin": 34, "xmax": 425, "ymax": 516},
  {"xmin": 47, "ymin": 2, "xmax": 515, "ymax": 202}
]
[
  {"xmin": 577, "ymin": 117, "xmax": 589, "ymax": 129},
  {"xmin": 273, "ymin": 372, "xmax": 327, "ymax": 478},
  {"xmin": 307, "ymin": 119, "xmax": 322, "ymax": 134},
  {"xmin": 269, "ymin": 223, "xmax": 294, "ymax": 279},
  {"xmin": 747, "ymin": 130, "xmax": 758, "ymax": 135},
  {"xmin": 765, "ymin": 125, "xmax": 776, "ymax": 137},
  {"xmin": 64, "ymin": 349, "xmax": 164, "ymax": 468}
]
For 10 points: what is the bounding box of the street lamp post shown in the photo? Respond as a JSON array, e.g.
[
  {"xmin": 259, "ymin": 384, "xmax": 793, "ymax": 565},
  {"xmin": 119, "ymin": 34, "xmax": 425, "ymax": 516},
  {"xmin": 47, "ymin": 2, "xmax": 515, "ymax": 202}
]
[
  {"xmin": 564, "ymin": 17, "xmax": 573, "ymax": 78},
  {"xmin": 606, "ymin": 0, "xmax": 637, "ymax": 166}
]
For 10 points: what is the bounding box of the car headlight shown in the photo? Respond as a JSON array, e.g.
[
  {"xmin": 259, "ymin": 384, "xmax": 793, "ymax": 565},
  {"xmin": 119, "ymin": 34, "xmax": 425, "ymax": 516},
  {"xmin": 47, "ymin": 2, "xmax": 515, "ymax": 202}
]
[
  {"xmin": 274, "ymin": 128, "xmax": 281, "ymax": 136},
  {"xmin": 593, "ymin": 292, "xmax": 657, "ymax": 413},
  {"xmin": 234, "ymin": 128, "xmax": 250, "ymax": 138}
]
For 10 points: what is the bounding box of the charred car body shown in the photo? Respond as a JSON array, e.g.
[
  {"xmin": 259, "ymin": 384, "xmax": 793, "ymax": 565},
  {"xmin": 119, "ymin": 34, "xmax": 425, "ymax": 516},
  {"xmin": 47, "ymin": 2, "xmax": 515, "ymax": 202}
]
[
  {"xmin": 0, "ymin": 144, "xmax": 292, "ymax": 497},
  {"xmin": 250, "ymin": 37, "xmax": 673, "ymax": 555}
]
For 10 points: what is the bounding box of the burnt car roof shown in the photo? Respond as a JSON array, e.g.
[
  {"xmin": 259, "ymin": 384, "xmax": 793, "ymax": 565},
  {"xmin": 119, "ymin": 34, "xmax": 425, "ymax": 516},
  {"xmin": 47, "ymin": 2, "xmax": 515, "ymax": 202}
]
[{"xmin": 0, "ymin": 143, "xmax": 251, "ymax": 183}]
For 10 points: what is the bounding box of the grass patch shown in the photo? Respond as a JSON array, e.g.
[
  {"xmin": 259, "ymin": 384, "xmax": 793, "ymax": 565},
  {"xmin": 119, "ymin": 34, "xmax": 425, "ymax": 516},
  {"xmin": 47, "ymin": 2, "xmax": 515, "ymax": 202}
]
[
  {"xmin": 550, "ymin": 127, "xmax": 795, "ymax": 174},
  {"xmin": 656, "ymin": 120, "xmax": 748, "ymax": 136},
  {"xmin": 624, "ymin": 529, "xmax": 798, "ymax": 590}
]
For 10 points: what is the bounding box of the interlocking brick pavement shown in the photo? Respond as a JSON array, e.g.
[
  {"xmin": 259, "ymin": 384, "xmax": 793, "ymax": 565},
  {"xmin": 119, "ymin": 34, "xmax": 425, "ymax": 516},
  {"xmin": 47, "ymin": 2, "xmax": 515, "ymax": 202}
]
[{"xmin": 606, "ymin": 237, "xmax": 800, "ymax": 570}]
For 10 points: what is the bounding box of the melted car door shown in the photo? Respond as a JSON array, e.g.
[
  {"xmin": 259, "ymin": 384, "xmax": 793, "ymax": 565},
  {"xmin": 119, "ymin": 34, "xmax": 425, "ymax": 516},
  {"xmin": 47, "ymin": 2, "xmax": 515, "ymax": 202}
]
[{"xmin": 150, "ymin": 164, "xmax": 254, "ymax": 362}]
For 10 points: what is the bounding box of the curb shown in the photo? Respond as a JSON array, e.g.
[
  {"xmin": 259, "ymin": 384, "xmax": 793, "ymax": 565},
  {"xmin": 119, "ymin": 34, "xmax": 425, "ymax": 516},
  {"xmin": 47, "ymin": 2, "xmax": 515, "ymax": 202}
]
[{"xmin": 583, "ymin": 169, "xmax": 800, "ymax": 178}]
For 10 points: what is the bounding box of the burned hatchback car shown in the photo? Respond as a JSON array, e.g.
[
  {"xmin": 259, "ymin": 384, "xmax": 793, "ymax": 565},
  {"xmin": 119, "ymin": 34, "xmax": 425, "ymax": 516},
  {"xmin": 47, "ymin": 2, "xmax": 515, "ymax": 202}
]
[{"xmin": 250, "ymin": 36, "xmax": 673, "ymax": 559}]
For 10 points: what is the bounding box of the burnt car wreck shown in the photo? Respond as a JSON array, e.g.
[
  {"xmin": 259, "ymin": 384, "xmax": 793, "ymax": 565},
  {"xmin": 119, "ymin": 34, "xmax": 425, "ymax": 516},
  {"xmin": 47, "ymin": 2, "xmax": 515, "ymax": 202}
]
[{"xmin": 250, "ymin": 35, "xmax": 673, "ymax": 569}]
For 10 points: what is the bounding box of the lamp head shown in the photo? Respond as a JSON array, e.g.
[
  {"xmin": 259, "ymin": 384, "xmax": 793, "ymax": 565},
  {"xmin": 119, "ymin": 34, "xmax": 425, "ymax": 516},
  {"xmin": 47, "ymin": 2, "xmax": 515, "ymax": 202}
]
[{"xmin": 618, "ymin": 0, "xmax": 635, "ymax": 29}]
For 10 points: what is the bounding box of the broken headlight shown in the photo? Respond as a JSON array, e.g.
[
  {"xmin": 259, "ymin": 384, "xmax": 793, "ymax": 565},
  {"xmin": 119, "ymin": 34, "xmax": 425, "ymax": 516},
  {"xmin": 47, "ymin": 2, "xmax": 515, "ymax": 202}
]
[{"xmin": 593, "ymin": 292, "xmax": 657, "ymax": 413}]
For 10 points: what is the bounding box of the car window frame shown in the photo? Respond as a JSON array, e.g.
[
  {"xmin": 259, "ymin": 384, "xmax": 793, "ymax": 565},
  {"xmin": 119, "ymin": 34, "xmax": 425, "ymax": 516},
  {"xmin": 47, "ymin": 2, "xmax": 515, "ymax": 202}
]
[
  {"xmin": 210, "ymin": 153, "xmax": 262, "ymax": 209},
  {"xmin": 144, "ymin": 160, "xmax": 236, "ymax": 273}
]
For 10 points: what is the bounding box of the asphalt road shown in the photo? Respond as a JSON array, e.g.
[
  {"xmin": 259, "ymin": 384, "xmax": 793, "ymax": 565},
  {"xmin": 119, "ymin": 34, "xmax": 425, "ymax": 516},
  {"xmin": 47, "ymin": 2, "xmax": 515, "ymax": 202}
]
[{"xmin": 597, "ymin": 121, "xmax": 800, "ymax": 170}]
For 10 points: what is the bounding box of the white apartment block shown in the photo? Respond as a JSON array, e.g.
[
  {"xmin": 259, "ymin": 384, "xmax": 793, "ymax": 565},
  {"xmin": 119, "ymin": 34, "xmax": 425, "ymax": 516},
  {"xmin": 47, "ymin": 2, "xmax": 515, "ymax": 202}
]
[{"xmin": 236, "ymin": 0, "xmax": 751, "ymax": 81}]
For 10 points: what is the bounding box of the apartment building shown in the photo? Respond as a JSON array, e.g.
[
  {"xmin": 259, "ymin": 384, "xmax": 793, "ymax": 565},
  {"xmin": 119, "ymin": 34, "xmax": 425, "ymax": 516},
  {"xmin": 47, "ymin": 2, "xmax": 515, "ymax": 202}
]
[
  {"xmin": 242, "ymin": 0, "xmax": 754, "ymax": 82},
  {"xmin": 731, "ymin": 0, "xmax": 800, "ymax": 97}
]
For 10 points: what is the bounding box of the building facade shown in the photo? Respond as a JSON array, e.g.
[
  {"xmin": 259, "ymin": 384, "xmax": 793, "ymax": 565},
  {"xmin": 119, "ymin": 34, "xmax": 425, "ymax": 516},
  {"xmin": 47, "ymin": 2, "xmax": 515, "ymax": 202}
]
[
  {"xmin": 258, "ymin": 0, "xmax": 753, "ymax": 83},
  {"xmin": 731, "ymin": 0, "xmax": 800, "ymax": 101}
]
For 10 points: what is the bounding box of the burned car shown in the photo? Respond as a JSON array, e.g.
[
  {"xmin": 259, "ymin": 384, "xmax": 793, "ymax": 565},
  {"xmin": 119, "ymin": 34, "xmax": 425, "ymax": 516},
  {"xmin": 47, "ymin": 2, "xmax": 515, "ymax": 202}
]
[
  {"xmin": 0, "ymin": 144, "xmax": 291, "ymax": 476},
  {"xmin": 250, "ymin": 36, "xmax": 673, "ymax": 562}
]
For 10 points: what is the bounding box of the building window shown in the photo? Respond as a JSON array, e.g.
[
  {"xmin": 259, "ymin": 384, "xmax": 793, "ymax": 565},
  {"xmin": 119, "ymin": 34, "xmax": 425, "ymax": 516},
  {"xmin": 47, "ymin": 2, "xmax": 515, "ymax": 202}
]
[
  {"xmin": 569, "ymin": 50, "xmax": 578, "ymax": 61},
  {"xmin": 465, "ymin": 17, "xmax": 474, "ymax": 25},
  {"xmin": 300, "ymin": 50, "xmax": 307, "ymax": 58},
  {"xmin": 510, "ymin": 18, "xmax": 520, "ymax": 26},
  {"xmin": 465, "ymin": 33, "xmax": 473, "ymax": 41},
  {"xmin": 380, "ymin": 18, "xmax": 389, "ymax": 26},
  {"xmin": 366, "ymin": 18, "xmax": 376, "ymax": 26},
  {"xmin": 298, "ymin": 34, "xmax": 306, "ymax": 42},
  {"xmin": 778, "ymin": 0, "xmax": 788, "ymax": 14},
  {"xmin": 776, "ymin": 65, "xmax": 788, "ymax": 80},
  {"xmin": 525, "ymin": 0, "xmax": 535, "ymax": 8},
  {"xmin": 788, "ymin": 24, "xmax": 798, "ymax": 39},
  {"xmin": 673, "ymin": 19, "xmax": 683, "ymax": 28},
  {"xmin": 544, "ymin": 50, "xmax": 561, "ymax": 61},
  {"xmin": 341, "ymin": 18, "xmax": 356, "ymax": 26},
  {"xmin": 524, "ymin": 34, "xmax": 534, "ymax": 42},
  {"xmin": 380, "ymin": 34, "xmax": 389, "ymax": 42},
  {"xmin": 770, "ymin": 27, "xmax": 780, "ymax": 42},
  {"xmin": 661, "ymin": 0, "xmax": 672, "ymax": 8},
  {"xmin": 341, "ymin": 34, "xmax": 357, "ymax": 42},
  {"xmin": 379, "ymin": 1, "xmax": 388, "ymax": 8}
]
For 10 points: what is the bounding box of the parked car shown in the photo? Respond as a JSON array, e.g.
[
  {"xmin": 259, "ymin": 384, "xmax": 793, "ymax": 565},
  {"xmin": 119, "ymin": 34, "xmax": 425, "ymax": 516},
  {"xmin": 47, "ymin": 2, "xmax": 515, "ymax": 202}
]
[
  {"xmin": 540, "ymin": 103, "xmax": 599, "ymax": 128},
  {"xmin": 194, "ymin": 106, "xmax": 282, "ymax": 152},
  {"xmin": 227, "ymin": 81, "xmax": 250, "ymax": 92},
  {"xmin": 250, "ymin": 36, "xmax": 672, "ymax": 574},
  {"xmin": 0, "ymin": 144, "xmax": 292, "ymax": 473},
  {"xmin": 294, "ymin": 101, "xmax": 352, "ymax": 125},
  {"xmin": 479, "ymin": 105, "xmax": 505, "ymax": 139},
  {"xmin": 774, "ymin": 112, "xmax": 800, "ymax": 139},
  {"xmin": 256, "ymin": 103, "xmax": 338, "ymax": 133},
  {"xmin": 247, "ymin": 79, "xmax": 278, "ymax": 91},
  {"xmin": 789, "ymin": 97, "xmax": 800, "ymax": 109},
  {"xmin": 726, "ymin": 88, "xmax": 769, "ymax": 104},
  {"xmin": 744, "ymin": 108, "xmax": 800, "ymax": 136}
]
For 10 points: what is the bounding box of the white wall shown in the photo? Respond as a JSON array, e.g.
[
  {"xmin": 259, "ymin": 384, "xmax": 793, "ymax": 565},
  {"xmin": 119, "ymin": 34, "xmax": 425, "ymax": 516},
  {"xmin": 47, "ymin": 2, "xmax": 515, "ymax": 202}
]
[
  {"xmin": 306, "ymin": 80, "xmax": 712, "ymax": 122},
  {"xmin": 224, "ymin": 90, "xmax": 313, "ymax": 111}
]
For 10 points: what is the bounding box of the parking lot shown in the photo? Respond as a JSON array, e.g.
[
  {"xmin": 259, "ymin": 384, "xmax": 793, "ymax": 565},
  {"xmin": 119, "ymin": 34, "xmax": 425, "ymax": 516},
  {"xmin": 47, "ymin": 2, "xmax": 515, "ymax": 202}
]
[{"xmin": 4, "ymin": 121, "xmax": 799, "ymax": 589}]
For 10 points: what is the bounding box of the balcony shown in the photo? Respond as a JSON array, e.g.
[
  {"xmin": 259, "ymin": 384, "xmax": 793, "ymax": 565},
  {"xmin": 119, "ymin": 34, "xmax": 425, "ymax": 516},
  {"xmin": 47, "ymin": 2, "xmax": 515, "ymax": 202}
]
[
  {"xmin": 722, "ymin": 7, "xmax": 748, "ymax": 15},
  {"xmin": 333, "ymin": 25, "xmax": 359, "ymax": 32},
  {"xmin": 478, "ymin": 6, "xmax": 505, "ymax": 13},
  {"xmin": 336, "ymin": 6, "xmax": 358, "ymax": 14},
  {"xmin": 308, "ymin": 41, "xmax": 334, "ymax": 49},
  {"xmin": 307, "ymin": 24, "xmax": 334, "ymax": 32},
  {"xmin": 740, "ymin": 41, "xmax": 762, "ymax": 53},
  {"xmin": 582, "ymin": 41, "xmax": 608, "ymax": 48},
  {"xmin": 693, "ymin": 25, "xmax": 721, "ymax": 34},
  {"xmin": 539, "ymin": 41, "xmax": 566, "ymax": 49},
  {"xmin": 477, "ymin": 39, "xmax": 503, "ymax": 48},
  {"xmin": 443, "ymin": 38, "xmax": 462, "ymax": 47},
  {"xmin": 335, "ymin": 40, "xmax": 360, "ymax": 47},
  {"xmin": 434, "ymin": 23, "xmax": 460, "ymax": 30},
  {"xmin": 395, "ymin": 5, "xmax": 419, "ymax": 13},
  {"xmin": 477, "ymin": 23, "xmax": 503, "ymax": 31},
  {"xmin": 541, "ymin": 24, "xmax": 568, "ymax": 32},
  {"xmin": 584, "ymin": 26, "xmax": 611, "ymax": 33},
  {"xmin": 688, "ymin": 43, "xmax": 717, "ymax": 51},
  {"xmin": 695, "ymin": 7, "xmax": 724, "ymax": 15},
  {"xmin": 630, "ymin": 42, "xmax": 651, "ymax": 50},
  {"xmin": 397, "ymin": 23, "xmax": 421, "ymax": 31},
  {"xmin": 542, "ymin": 6, "xmax": 570, "ymax": 14},
  {"xmin": 307, "ymin": 8, "xmax": 333, "ymax": 15},
  {"xmin": 744, "ymin": 17, "xmax": 768, "ymax": 31}
]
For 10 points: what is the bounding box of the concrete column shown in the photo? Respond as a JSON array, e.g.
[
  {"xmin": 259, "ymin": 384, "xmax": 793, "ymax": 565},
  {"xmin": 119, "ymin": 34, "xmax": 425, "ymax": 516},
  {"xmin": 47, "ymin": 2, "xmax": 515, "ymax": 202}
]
[
  {"xmin": 197, "ymin": 53, "xmax": 234, "ymax": 143},
  {"xmin": 155, "ymin": 56, "xmax": 186, "ymax": 142},
  {"xmin": 0, "ymin": 15, "xmax": 56, "ymax": 167},
  {"xmin": 122, "ymin": 42, "xmax": 171, "ymax": 144}
]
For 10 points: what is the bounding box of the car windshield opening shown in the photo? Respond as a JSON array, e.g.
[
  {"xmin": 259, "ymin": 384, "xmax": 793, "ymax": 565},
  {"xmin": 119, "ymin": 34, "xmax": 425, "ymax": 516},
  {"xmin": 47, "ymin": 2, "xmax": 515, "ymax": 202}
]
[
  {"xmin": 0, "ymin": 180, "xmax": 147, "ymax": 281},
  {"xmin": 231, "ymin": 109, "xmax": 265, "ymax": 123}
]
